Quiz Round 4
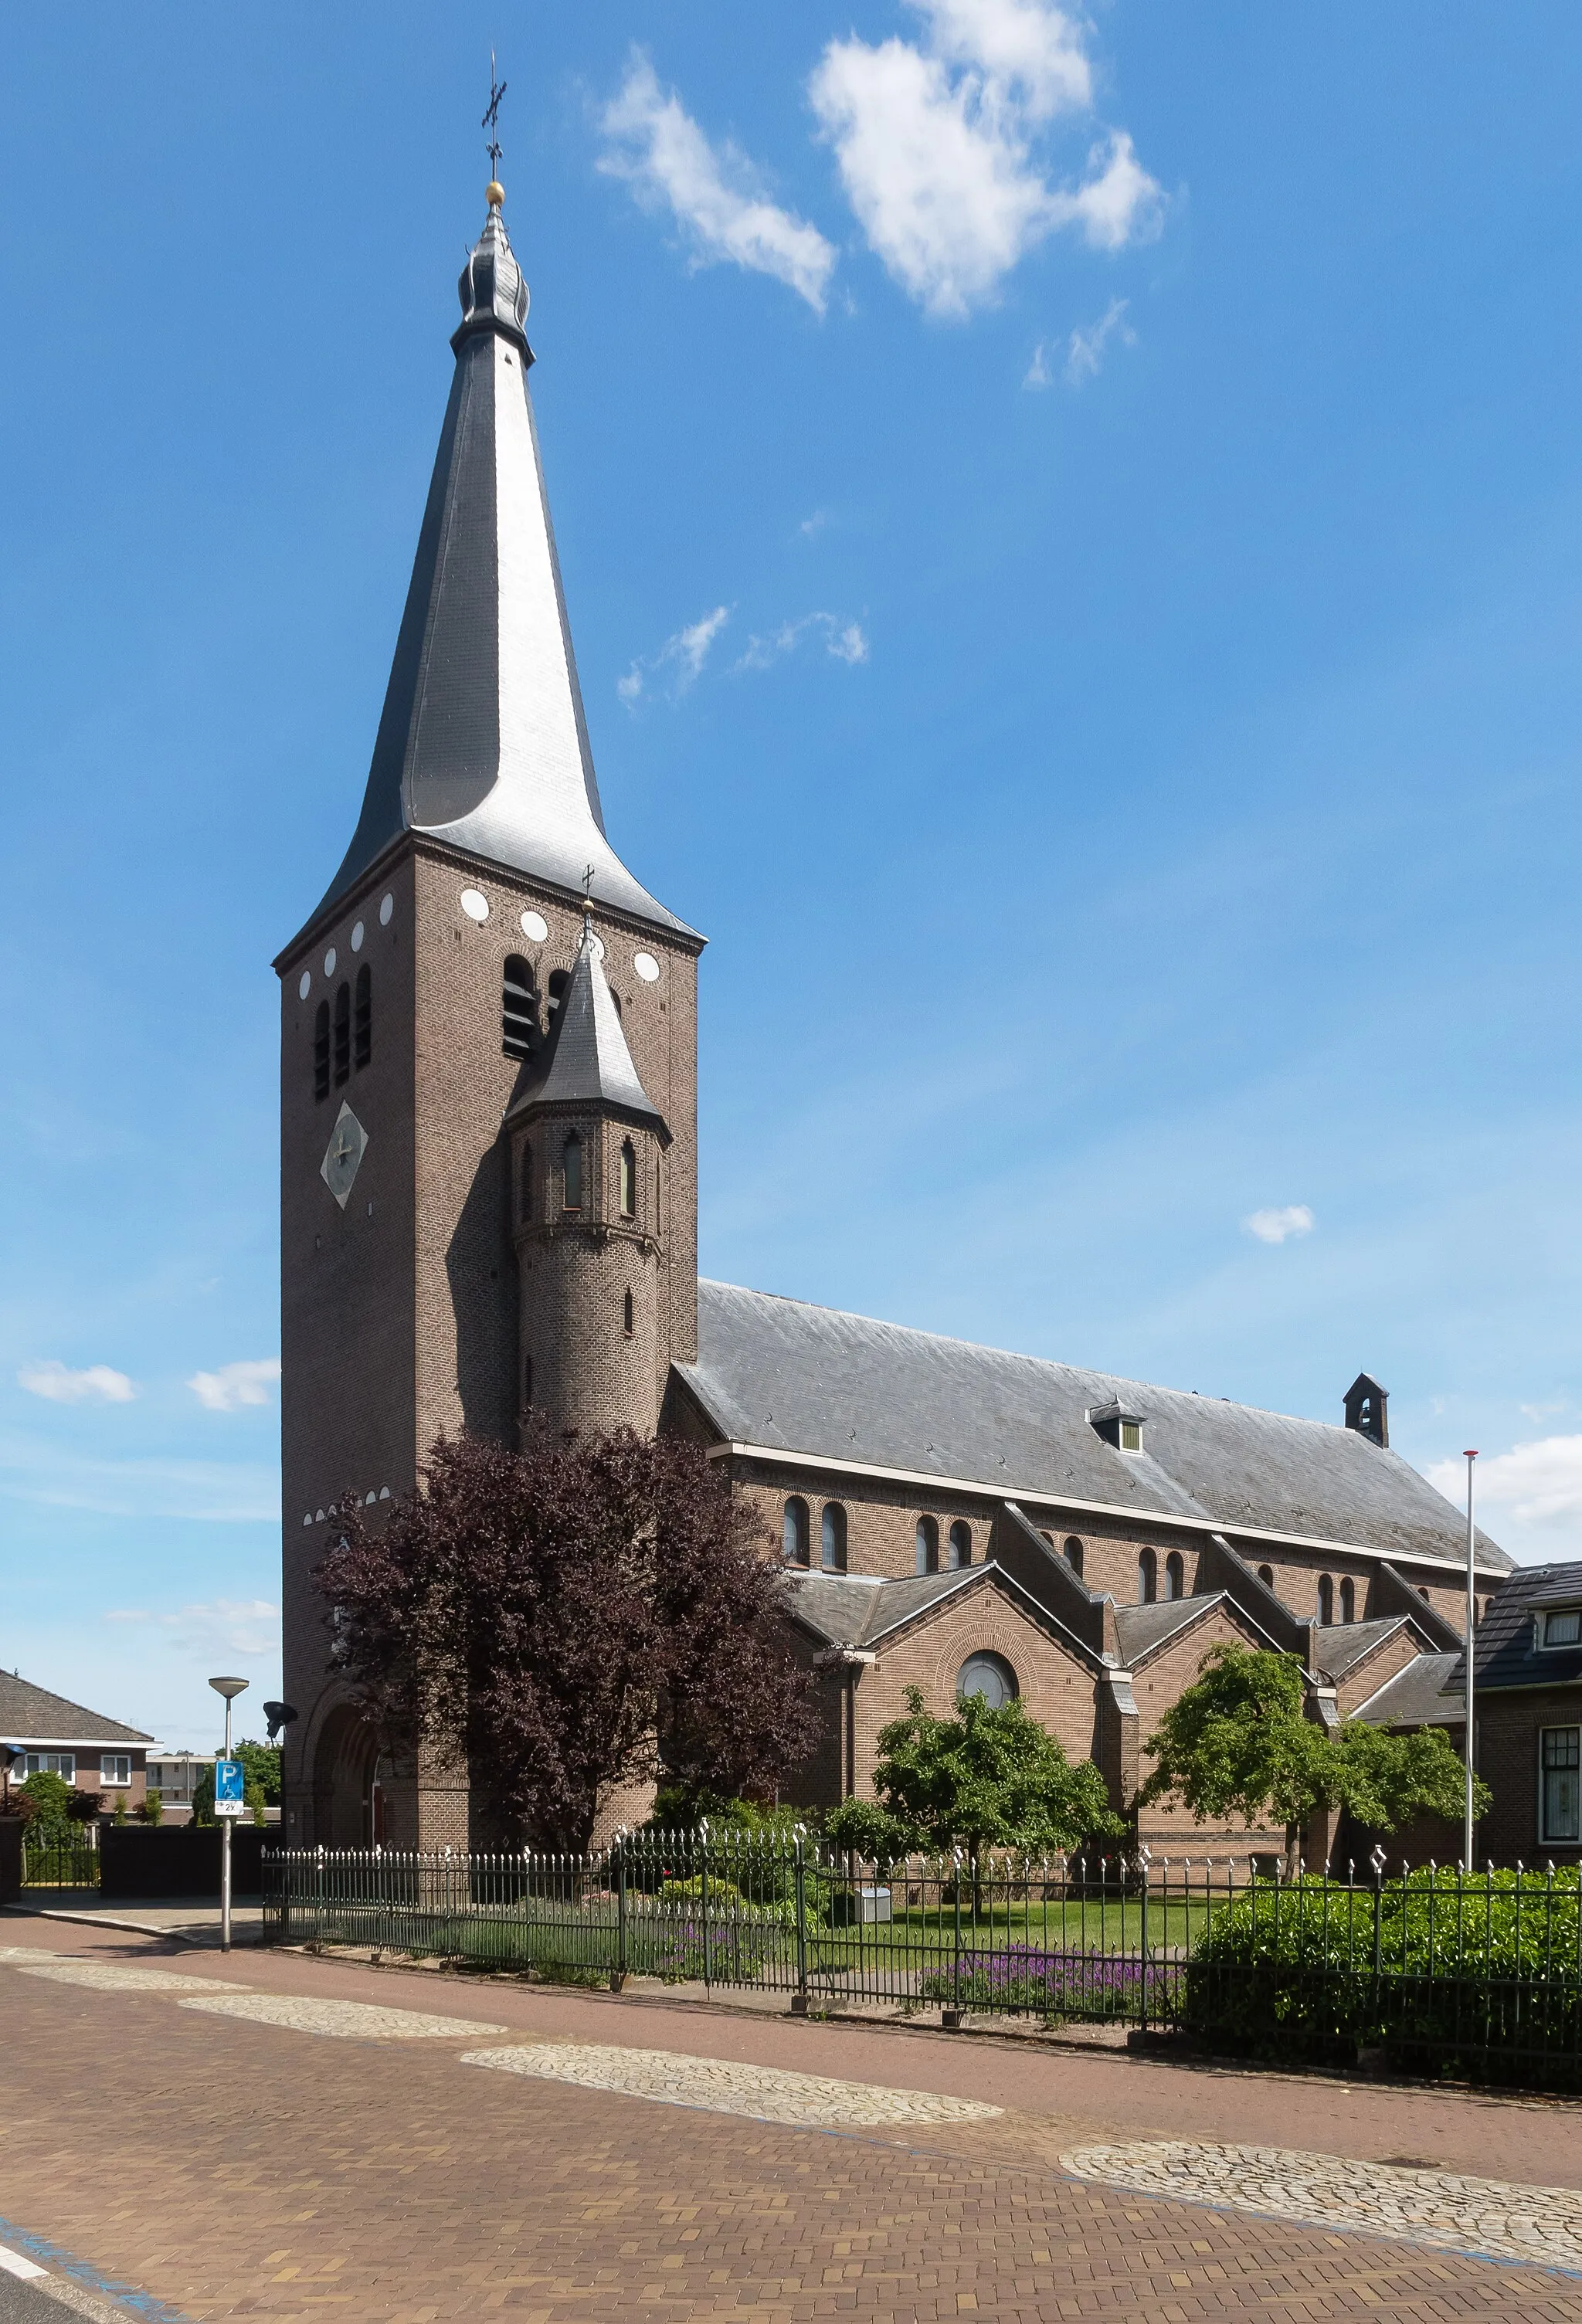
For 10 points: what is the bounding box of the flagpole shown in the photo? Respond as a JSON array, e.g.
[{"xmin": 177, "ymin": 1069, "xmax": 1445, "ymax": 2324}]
[{"xmin": 1463, "ymin": 1449, "xmax": 1478, "ymax": 1870}]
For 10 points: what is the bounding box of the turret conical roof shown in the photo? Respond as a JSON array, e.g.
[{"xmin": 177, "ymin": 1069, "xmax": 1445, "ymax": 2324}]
[
  {"xmin": 311, "ymin": 189, "xmax": 690, "ymax": 937},
  {"xmin": 510, "ymin": 911, "xmax": 667, "ymax": 1135}
]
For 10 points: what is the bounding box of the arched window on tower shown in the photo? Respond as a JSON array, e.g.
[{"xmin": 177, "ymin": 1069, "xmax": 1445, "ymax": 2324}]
[
  {"xmin": 783, "ymin": 1497, "xmax": 810, "ymax": 1564},
  {"xmin": 518, "ymin": 1142, "xmax": 532, "ymax": 1222},
  {"xmin": 620, "ymin": 1140, "xmax": 637, "ymax": 1220},
  {"xmin": 949, "ymin": 1520, "xmax": 972, "ymax": 1569},
  {"xmin": 314, "ymin": 1001, "xmax": 330, "ymax": 1101},
  {"xmin": 1165, "ymin": 1551, "xmax": 1184, "ymax": 1600},
  {"xmin": 562, "ymin": 1131, "xmax": 583, "ymax": 1213},
  {"xmin": 547, "ymin": 968, "xmax": 570, "ymax": 1035},
  {"xmin": 915, "ymin": 1515, "xmax": 939, "ymax": 1575},
  {"xmin": 821, "ymin": 1503, "xmax": 847, "ymax": 1573},
  {"xmin": 354, "ymin": 964, "xmax": 372, "ymax": 1069},
  {"xmin": 1139, "ymin": 1548, "xmax": 1157, "ymax": 1604},
  {"xmin": 1257, "ymin": 1564, "xmax": 1275, "ymax": 1591},
  {"xmin": 502, "ymin": 956, "xmax": 538, "ymax": 1060},
  {"xmin": 1318, "ymin": 1573, "xmax": 1335, "ymax": 1626},
  {"xmin": 334, "ymin": 982, "xmax": 351, "ymax": 1086},
  {"xmin": 623, "ymin": 1288, "xmax": 634, "ymax": 1337},
  {"xmin": 1340, "ymin": 1576, "xmax": 1356, "ymax": 1623},
  {"xmin": 1064, "ymin": 1536, "xmax": 1085, "ymax": 1578}
]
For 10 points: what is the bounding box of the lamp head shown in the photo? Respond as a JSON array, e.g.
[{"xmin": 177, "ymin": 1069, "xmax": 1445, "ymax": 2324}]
[{"xmin": 208, "ymin": 1676, "xmax": 250, "ymax": 1702}]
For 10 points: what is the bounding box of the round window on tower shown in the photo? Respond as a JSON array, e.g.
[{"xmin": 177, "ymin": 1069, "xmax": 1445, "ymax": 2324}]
[{"xmin": 956, "ymin": 1653, "xmax": 1017, "ymax": 1711}]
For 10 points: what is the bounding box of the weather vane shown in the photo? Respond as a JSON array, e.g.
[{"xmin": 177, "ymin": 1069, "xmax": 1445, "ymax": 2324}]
[{"xmin": 483, "ymin": 52, "xmax": 507, "ymax": 181}]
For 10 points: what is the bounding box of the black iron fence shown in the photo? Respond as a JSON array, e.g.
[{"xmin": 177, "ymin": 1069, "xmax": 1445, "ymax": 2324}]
[
  {"xmin": 20, "ymin": 1839, "xmax": 100, "ymax": 1891},
  {"xmin": 262, "ymin": 1836, "xmax": 1582, "ymax": 2088}
]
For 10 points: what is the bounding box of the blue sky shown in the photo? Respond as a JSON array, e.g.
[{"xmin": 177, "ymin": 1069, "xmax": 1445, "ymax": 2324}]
[{"xmin": 4, "ymin": 4, "xmax": 1582, "ymax": 1749}]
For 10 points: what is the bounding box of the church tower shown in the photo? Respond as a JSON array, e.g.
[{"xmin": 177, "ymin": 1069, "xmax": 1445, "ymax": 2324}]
[{"xmin": 273, "ymin": 183, "xmax": 701, "ymax": 1848}]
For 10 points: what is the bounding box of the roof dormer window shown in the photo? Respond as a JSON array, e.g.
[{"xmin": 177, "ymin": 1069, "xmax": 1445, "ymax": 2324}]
[
  {"xmin": 1088, "ymin": 1399, "xmax": 1146, "ymax": 1454},
  {"xmin": 1542, "ymin": 1610, "xmax": 1582, "ymax": 1649}
]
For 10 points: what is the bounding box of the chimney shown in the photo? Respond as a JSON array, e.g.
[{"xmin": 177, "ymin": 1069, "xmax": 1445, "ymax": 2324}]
[{"xmin": 1343, "ymin": 1372, "xmax": 1388, "ymax": 1447}]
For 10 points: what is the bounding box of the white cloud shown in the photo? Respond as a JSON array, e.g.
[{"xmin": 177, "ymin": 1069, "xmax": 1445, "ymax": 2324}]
[
  {"xmin": 1244, "ymin": 1204, "xmax": 1315, "ymax": 1246},
  {"xmin": 160, "ymin": 1598, "xmax": 280, "ymax": 1661},
  {"xmin": 798, "ymin": 508, "xmax": 833, "ymax": 539},
  {"xmin": 1063, "ymin": 294, "xmax": 1136, "ymax": 383},
  {"xmin": 19, "ymin": 1360, "xmax": 135, "ymax": 1405},
  {"xmin": 600, "ymin": 55, "xmax": 837, "ymax": 313},
  {"xmin": 619, "ymin": 606, "xmax": 731, "ymax": 707},
  {"xmin": 188, "ymin": 1357, "xmax": 281, "ymax": 1413},
  {"xmin": 809, "ymin": 2, "xmax": 1161, "ymax": 319},
  {"xmin": 734, "ymin": 612, "xmax": 871, "ymax": 672},
  {"xmin": 1428, "ymin": 1437, "xmax": 1582, "ymax": 1537}
]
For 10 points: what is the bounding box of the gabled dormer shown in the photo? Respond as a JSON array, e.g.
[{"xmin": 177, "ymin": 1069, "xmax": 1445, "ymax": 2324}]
[{"xmin": 1088, "ymin": 1398, "xmax": 1148, "ymax": 1454}]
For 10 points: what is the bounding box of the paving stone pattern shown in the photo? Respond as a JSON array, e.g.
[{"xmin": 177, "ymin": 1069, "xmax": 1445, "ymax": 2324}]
[
  {"xmin": 462, "ymin": 2041, "xmax": 1003, "ymax": 2126},
  {"xmin": 7, "ymin": 1942, "xmax": 1582, "ymax": 2321},
  {"xmin": 178, "ymin": 1991, "xmax": 505, "ymax": 2039},
  {"xmin": 1065, "ymin": 2139, "xmax": 1582, "ymax": 2273}
]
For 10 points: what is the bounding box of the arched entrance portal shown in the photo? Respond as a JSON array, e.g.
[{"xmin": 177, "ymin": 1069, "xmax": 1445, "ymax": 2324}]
[{"xmin": 311, "ymin": 1704, "xmax": 383, "ymax": 1847}]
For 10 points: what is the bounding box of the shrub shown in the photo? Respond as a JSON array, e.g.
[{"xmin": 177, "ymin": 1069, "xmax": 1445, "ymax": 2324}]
[
  {"xmin": 135, "ymin": 1793, "xmax": 164, "ymax": 1826},
  {"xmin": 922, "ymin": 1944, "xmax": 1146, "ymax": 2021},
  {"xmin": 18, "ymin": 1772, "xmax": 74, "ymax": 1843},
  {"xmin": 1181, "ymin": 1868, "xmax": 1582, "ymax": 2079}
]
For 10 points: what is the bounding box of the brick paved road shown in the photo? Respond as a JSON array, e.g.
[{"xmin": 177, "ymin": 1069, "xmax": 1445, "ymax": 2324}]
[{"xmin": 3, "ymin": 1921, "xmax": 1581, "ymax": 2322}]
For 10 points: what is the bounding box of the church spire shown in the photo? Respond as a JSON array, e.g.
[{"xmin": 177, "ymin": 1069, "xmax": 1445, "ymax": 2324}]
[{"xmin": 311, "ymin": 182, "xmax": 688, "ymax": 937}]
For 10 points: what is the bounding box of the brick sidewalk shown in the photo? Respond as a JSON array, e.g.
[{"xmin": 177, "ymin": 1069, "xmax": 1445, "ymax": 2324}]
[{"xmin": 2, "ymin": 1923, "xmax": 1580, "ymax": 2322}]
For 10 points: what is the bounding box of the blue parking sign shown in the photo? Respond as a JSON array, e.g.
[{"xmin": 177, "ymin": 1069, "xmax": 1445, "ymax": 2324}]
[{"xmin": 214, "ymin": 1757, "xmax": 246, "ymax": 1818}]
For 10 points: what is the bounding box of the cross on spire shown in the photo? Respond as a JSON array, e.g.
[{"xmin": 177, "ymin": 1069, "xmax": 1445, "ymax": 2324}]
[{"xmin": 483, "ymin": 53, "xmax": 507, "ymax": 179}]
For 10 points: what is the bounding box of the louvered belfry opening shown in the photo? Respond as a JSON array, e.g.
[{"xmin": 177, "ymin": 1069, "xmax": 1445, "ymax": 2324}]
[
  {"xmin": 333, "ymin": 983, "xmax": 351, "ymax": 1086},
  {"xmin": 313, "ymin": 1001, "xmax": 330, "ymax": 1101},
  {"xmin": 502, "ymin": 955, "xmax": 538, "ymax": 1060},
  {"xmin": 354, "ymin": 965, "xmax": 372, "ymax": 1069}
]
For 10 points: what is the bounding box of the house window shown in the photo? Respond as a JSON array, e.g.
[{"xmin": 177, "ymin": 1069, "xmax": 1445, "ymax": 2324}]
[
  {"xmin": 502, "ymin": 955, "xmax": 538, "ymax": 1059},
  {"xmin": 1165, "ymin": 1551, "xmax": 1184, "ymax": 1601},
  {"xmin": 1138, "ymin": 1549, "xmax": 1157, "ymax": 1603},
  {"xmin": 1543, "ymin": 1610, "xmax": 1582, "ymax": 1648},
  {"xmin": 915, "ymin": 1515, "xmax": 939, "ymax": 1575},
  {"xmin": 620, "ymin": 1141, "xmax": 637, "ymax": 1220},
  {"xmin": 783, "ymin": 1497, "xmax": 810, "ymax": 1565},
  {"xmin": 100, "ymin": 1755, "xmax": 131, "ymax": 1787},
  {"xmin": 1119, "ymin": 1420, "xmax": 1142, "ymax": 1453},
  {"xmin": 623, "ymin": 1288, "xmax": 634, "ymax": 1336},
  {"xmin": 24, "ymin": 1753, "xmax": 74, "ymax": 1780},
  {"xmin": 354, "ymin": 965, "xmax": 372, "ymax": 1068},
  {"xmin": 1542, "ymin": 1729, "xmax": 1581, "ymax": 1844},
  {"xmin": 1318, "ymin": 1574, "xmax": 1335, "ymax": 1626},
  {"xmin": 957, "ymin": 1652, "xmax": 1017, "ymax": 1709},
  {"xmin": 334, "ymin": 982, "xmax": 351, "ymax": 1085},
  {"xmin": 1064, "ymin": 1536, "xmax": 1084, "ymax": 1577},
  {"xmin": 1257, "ymin": 1564, "xmax": 1275, "ymax": 1590},
  {"xmin": 562, "ymin": 1131, "xmax": 583, "ymax": 1212},
  {"xmin": 1340, "ymin": 1576, "xmax": 1356, "ymax": 1623},
  {"xmin": 313, "ymin": 1001, "xmax": 330, "ymax": 1101},
  {"xmin": 821, "ymin": 1502, "xmax": 847, "ymax": 1573}
]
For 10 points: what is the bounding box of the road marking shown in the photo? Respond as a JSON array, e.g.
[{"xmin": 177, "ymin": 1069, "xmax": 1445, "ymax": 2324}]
[
  {"xmin": 1063, "ymin": 2139, "xmax": 1582, "ymax": 2272},
  {"xmin": 177, "ymin": 1993, "xmax": 504, "ymax": 2039},
  {"xmin": 0, "ymin": 2244, "xmax": 48, "ymax": 2281},
  {"xmin": 461, "ymin": 2041, "xmax": 1003, "ymax": 2127}
]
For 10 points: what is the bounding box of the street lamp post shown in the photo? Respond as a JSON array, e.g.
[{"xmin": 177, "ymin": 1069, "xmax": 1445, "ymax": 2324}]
[
  {"xmin": 209, "ymin": 1676, "xmax": 249, "ymax": 1952},
  {"xmin": 1463, "ymin": 1452, "xmax": 1478, "ymax": 1871}
]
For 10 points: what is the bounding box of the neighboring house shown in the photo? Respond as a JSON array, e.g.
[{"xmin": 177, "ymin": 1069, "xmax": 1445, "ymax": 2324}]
[
  {"xmin": 275, "ymin": 182, "xmax": 1511, "ymax": 1855},
  {"xmin": 146, "ymin": 1752, "xmax": 208, "ymax": 1825},
  {"xmin": 0, "ymin": 1673, "xmax": 154, "ymax": 1811}
]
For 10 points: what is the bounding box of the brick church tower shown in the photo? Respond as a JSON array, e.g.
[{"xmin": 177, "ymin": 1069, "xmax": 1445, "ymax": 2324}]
[{"xmin": 273, "ymin": 185, "xmax": 701, "ymax": 1847}]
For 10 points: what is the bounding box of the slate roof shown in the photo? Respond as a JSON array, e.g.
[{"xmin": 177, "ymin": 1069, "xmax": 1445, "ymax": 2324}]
[
  {"xmin": 1112, "ymin": 1598, "xmax": 1225, "ymax": 1664},
  {"xmin": 1351, "ymin": 1651, "xmax": 1463, "ymax": 1728},
  {"xmin": 683, "ymin": 1284, "xmax": 1512, "ymax": 1572},
  {"xmin": 1312, "ymin": 1618, "xmax": 1411, "ymax": 1683},
  {"xmin": 781, "ymin": 1568, "xmax": 985, "ymax": 1651},
  {"xmin": 297, "ymin": 200, "xmax": 690, "ymax": 945},
  {"xmin": 508, "ymin": 917, "xmax": 664, "ymax": 1130},
  {"xmin": 1451, "ymin": 1562, "xmax": 1582, "ymax": 1696},
  {"xmin": 0, "ymin": 1672, "xmax": 153, "ymax": 1747}
]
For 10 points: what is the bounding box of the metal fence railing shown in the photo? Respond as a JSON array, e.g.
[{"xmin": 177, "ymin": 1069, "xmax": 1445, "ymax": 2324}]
[
  {"xmin": 22, "ymin": 1839, "xmax": 100, "ymax": 1891},
  {"xmin": 261, "ymin": 1836, "xmax": 1582, "ymax": 2089}
]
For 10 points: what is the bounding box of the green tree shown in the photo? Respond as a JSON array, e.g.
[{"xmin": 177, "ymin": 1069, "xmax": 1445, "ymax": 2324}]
[
  {"xmin": 135, "ymin": 1791, "xmax": 164, "ymax": 1826},
  {"xmin": 827, "ymin": 1688, "xmax": 1123, "ymax": 1903},
  {"xmin": 244, "ymin": 1780, "xmax": 268, "ymax": 1827},
  {"xmin": 1138, "ymin": 1645, "xmax": 1485, "ymax": 1871},
  {"xmin": 17, "ymin": 1770, "xmax": 74, "ymax": 1842},
  {"xmin": 191, "ymin": 1766, "xmax": 215, "ymax": 1827},
  {"xmin": 234, "ymin": 1741, "xmax": 281, "ymax": 1806}
]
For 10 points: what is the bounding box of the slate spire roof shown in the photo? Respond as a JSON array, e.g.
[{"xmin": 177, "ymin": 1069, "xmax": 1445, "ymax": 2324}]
[
  {"xmin": 509, "ymin": 908, "xmax": 666, "ymax": 1134},
  {"xmin": 311, "ymin": 188, "xmax": 689, "ymax": 938}
]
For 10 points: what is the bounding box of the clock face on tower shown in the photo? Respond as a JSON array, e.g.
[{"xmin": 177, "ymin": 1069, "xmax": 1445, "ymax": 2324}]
[{"xmin": 321, "ymin": 1101, "xmax": 368, "ymax": 1209}]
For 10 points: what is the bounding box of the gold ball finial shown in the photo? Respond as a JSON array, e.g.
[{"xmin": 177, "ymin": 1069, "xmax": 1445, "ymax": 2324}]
[{"xmin": 486, "ymin": 180, "xmax": 505, "ymax": 209}]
